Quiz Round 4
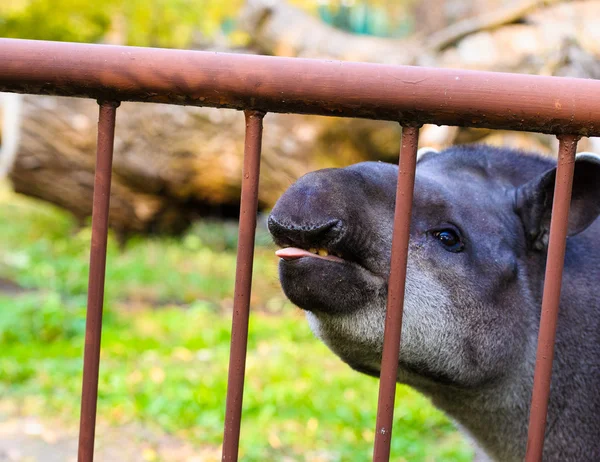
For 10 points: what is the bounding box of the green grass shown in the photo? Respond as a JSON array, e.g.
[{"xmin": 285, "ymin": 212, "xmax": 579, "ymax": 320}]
[{"xmin": 0, "ymin": 182, "xmax": 473, "ymax": 461}]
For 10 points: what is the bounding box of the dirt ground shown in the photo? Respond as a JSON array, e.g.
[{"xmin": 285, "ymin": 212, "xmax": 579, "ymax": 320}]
[
  {"xmin": 0, "ymin": 413, "xmax": 490, "ymax": 462},
  {"xmin": 0, "ymin": 411, "xmax": 219, "ymax": 462}
]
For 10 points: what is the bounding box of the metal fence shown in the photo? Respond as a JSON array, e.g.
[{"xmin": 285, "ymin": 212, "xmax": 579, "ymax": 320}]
[{"xmin": 1, "ymin": 38, "xmax": 599, "ymax": 462}]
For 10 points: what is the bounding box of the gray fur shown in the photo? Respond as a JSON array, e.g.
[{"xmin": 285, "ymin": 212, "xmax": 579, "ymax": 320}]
[{"xmin": 268, "ymin": 144, "xmax": 600, "ymax": 461}]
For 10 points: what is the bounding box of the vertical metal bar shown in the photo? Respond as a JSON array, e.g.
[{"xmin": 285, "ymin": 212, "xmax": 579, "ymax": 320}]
[
  {"xmin": 77, "ymin": 100, "xmax": 119, "ymax": 462},
  {"xmin": 525, "ymin": 134, "xmax": 579, "ymax": 462},
  {"xmin": 372, "ymin": 125, "xmax": 419, "ymax": 462},
  {"xmin": 221, "ymin": 110, "xmax": 265, "ymax": 462}
]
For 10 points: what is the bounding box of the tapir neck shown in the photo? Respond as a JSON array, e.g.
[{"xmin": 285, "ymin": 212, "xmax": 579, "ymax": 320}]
[
  {"xmin": 412, "ymin": 234, "xmax": 600, "ymax": 462},
  {"xmin": 445, "ymin": 228, "xmax": 600, "ymax": 461},
  {"xmin": 400, "ymin": 355, "xmax": 533, "ymax": 462},
  {"xmin": 424, "ymin": 376, "xmax": 533, "ymax": 462}
]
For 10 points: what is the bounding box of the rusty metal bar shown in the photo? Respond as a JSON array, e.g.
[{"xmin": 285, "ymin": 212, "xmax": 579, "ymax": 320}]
[
  {"xmin": 372, "ymin": 126, "xmax": 420, "ymax": 462},
  {"xmin": 221, "ymin": 110, "xmax": 265, "ymax": 462},
  {"xmin": 77, "ymin": 101, "xmax": 119, "ymax": 462},
  {"xmin": 2, "ymin": 38, "xmax": 600, "ymax": 135},
  {"xmin": 525, "ymin": 134, "xmax": 580, "ymax": 462}
]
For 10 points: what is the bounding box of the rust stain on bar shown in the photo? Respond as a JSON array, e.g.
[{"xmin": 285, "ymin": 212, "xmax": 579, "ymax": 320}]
[
  {"xmin": 525, "ymin": 134, "xmax": 579, "ymax": 462},
  {"xmin": 2, "ymin": 38, "xmax": 600, "ymax": 135},
  {"xmin": 221, "ymin": 110, "xmax": 265, "ymax": 462},
  {"xmin": 372, "ymin": 126, "xmax": 419, "ymax": 462},
  {"xmin": 77, "ymin": 101, "xmax": 119, "ymax": 462}
]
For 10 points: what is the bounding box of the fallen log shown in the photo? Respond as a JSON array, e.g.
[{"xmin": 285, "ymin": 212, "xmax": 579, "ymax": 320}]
[{"xmin": 6, "ymin": 95, "xmax": 401, "ymax": 238}]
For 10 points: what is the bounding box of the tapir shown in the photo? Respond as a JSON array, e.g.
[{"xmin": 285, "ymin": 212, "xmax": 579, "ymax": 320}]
[{"xmin": 268, "ymin": 144, "xmax": 600, "ymax": 461}]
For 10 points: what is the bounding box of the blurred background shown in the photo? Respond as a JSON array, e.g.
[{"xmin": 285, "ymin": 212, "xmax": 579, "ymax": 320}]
[{"xmin": 1, "ymin": 0, "xmax": 599, "ymax": 461}]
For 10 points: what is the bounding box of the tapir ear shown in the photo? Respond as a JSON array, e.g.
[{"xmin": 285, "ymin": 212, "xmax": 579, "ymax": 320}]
[
  {"xmin": 515, "ymin": 152, "xmax": 600, "ymax": 250},
  {"xmin": 416, "ymin": 146, "xmax": 439, "ymax": 162}
]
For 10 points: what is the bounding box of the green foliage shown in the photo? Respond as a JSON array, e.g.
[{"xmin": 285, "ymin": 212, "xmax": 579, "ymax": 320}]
[
  {"xmin": 0, "ymin": 292, "xmax": 86, "ymax": 344},
  {"xmin": 0, "ymin": 0, "xmax": 245, "ymax": 48},
  {"xmin": 117, "ymin": 0, "xmax": 246, "ymax": 49},
  {"xmin": 0, "ymin": 183, "xmax": 278, "ymax": 308},
  {"xmin": 1, "ymin": 0, "xmax": 114, "ymax": 44},
  {"xmin": 0, "ymin": 0, "xmax": 417, "ymax": 49},
  {"xmin": 0, "ymin": 183, "xmax": 473, "ymax": 460}
]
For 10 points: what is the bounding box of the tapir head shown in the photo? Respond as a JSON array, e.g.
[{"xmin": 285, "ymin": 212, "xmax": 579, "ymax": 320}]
[{"xmin": 268, "ymin": 145, "xmax": 600, "ymax": 389}]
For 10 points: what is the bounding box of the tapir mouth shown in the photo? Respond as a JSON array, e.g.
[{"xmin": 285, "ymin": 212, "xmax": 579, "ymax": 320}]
[
  {"xmin": 267, "ymin": 216, "xmax": 383, "ymax": 278},
  {"xmin": 268, "ymin": 214, "xmax": 386, "ymax": 315},
  {"xmin": 268, "ymin": 217, "xmax": 348, "ymax": 259},
  {"xmin": 275, "ymin": 247, "xmax": 346, "ymax": 263}
]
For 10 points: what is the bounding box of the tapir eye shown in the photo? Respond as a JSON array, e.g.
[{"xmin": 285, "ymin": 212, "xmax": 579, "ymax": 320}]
[{"xmin": 431, "ymin": 228, "xmax": 464, "ymax": 253}]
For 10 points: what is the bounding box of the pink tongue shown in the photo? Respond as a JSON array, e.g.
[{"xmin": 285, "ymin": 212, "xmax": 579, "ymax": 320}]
[
  {"xmin": 275, "ymin": 247, "xmax": 344, "ymax": 262},
  {"xmin": 275, "ymin": 247, "xmax": 317, "ymax": 260}
]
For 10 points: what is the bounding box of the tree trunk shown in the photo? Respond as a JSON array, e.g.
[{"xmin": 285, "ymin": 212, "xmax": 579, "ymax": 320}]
[{"xmin": 7, "ymin": 95, "xmax": 401, "ymax": 238}]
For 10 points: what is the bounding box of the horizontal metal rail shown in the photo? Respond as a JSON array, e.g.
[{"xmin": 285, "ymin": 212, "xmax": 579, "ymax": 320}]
[{"xmin": 1, "ymin": 38, "xmax": 600, "ymax": 135}]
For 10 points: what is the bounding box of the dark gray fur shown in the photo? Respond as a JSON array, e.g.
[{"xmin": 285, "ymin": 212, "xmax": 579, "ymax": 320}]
[{"xmin": 268, "ymin": 145, "xmax": 600, "ymax": 461}]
